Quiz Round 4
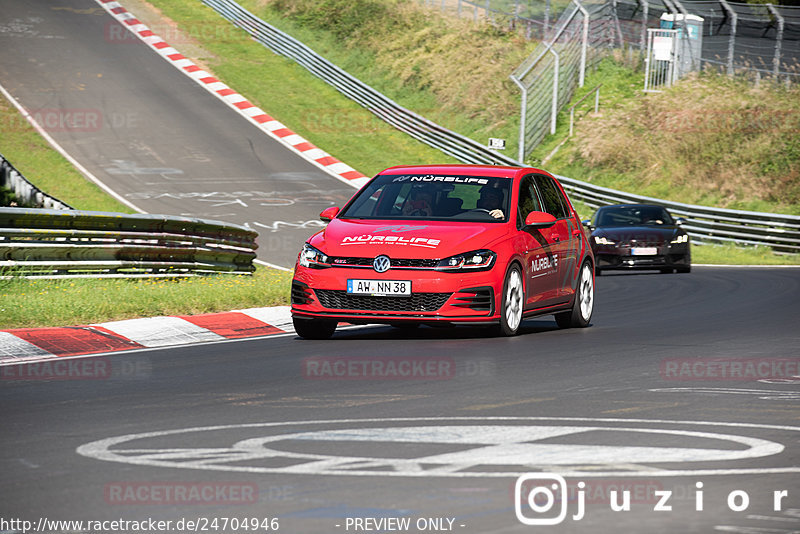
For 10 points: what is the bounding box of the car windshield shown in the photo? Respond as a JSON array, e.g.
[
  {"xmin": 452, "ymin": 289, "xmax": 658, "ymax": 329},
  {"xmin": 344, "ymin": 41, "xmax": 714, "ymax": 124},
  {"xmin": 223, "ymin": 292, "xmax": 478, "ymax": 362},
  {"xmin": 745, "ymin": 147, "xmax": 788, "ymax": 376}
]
[
  {"xmin": 596, "ymin": 206, "xmax": 674, "ymax": 226},
  {"xmin": 339, "ymin": 174, "xmax": 512, "ymax": 222}
]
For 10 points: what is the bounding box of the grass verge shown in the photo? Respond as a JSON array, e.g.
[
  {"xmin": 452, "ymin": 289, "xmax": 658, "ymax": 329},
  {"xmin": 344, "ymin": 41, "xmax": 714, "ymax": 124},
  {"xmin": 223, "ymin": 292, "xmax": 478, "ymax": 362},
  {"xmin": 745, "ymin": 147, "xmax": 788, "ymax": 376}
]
[
  {"xmin": 692, "ymin": 243, "xmax": 800, "ymax": 266},
  {"xmin": 0, "ymin": 94, "xmax": 134, "ymax": 212},
  {"xmin": 0, "ymin": 267, "xmax": 293, "ymax": 330}
]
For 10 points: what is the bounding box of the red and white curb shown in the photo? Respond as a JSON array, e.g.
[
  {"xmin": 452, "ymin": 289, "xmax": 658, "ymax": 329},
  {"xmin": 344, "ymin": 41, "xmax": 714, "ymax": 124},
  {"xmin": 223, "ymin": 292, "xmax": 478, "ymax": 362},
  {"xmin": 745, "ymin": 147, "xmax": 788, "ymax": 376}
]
[
  {"xmin": 0, "ymin": 306, "xmax": 295, "ymax": 364},
  {"xmin": 95, "ymin": 0, "xmax": 368, "ymax": 190}
]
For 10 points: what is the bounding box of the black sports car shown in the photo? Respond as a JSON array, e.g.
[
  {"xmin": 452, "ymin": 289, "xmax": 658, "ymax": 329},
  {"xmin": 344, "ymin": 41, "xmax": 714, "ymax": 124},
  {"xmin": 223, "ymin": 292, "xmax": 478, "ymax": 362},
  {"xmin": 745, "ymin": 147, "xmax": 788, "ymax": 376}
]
[{"xmin": 584, "ymin": 204, "xmax": 691, "ymax": 275}]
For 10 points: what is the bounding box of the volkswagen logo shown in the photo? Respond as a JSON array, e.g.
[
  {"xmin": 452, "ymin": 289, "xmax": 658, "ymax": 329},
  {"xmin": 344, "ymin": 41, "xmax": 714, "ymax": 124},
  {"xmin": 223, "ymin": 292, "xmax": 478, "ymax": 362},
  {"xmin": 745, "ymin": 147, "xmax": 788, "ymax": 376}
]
[{"xmin": 373, "ymin": 255, "xmax": 391, "ymax": 273}]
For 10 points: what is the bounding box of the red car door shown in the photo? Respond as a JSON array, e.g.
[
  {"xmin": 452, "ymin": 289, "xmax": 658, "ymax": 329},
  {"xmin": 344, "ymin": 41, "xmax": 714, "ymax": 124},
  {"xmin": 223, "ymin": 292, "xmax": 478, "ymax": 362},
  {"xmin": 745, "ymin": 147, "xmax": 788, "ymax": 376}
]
[
  {"xmin": 517, "ymin": 175, "xmax": 561, "ymax": 308},
  {"xmin": 534, "ymin": 175, "xmax": 576, "ymax": 305}
]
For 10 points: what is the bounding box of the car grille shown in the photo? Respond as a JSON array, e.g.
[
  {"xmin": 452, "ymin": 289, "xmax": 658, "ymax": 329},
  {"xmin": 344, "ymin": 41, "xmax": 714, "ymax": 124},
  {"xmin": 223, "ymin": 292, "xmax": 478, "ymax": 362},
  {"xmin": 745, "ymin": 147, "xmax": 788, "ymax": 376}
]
[
  {"xmin": 619, "ymin": 241, "xmax": 664, "ymax": 248},
  {"xmin": 597, "ymin": 254, "xmax": 666, "ymax": 267},
  {"xmin": 314, "ymin": 290, "xmax": 451, "ymax": 312},
  {"xmin": 328, "ymin": 257, "xmax": 439, "ymax": 269}
]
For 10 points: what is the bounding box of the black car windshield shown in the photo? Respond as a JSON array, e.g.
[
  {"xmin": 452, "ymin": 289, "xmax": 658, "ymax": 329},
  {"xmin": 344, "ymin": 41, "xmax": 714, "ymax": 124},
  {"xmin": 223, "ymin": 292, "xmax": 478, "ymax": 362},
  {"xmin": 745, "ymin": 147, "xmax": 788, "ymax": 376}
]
[
  {"xmin": 596, "ymin": 206, "xmax": 674, "ymax": 226},
  {"xmin": 340, "ymin": 174, "xmax": 512, "ymax": 222}
]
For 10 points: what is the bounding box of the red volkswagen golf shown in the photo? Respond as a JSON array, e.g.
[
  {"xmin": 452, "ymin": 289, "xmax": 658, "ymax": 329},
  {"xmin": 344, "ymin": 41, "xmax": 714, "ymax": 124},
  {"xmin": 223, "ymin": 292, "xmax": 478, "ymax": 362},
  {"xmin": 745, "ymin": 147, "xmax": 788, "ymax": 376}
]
[{"xmin": 291, "ymin": 165, "xmax": 595, "ymax": 339}]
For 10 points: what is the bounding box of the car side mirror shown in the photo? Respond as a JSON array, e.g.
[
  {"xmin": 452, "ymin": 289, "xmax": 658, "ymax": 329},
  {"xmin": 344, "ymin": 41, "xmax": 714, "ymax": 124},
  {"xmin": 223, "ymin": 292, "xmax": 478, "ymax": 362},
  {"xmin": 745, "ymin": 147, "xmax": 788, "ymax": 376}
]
[
  {"xmin": 524, "ymin": 211, "xmax": 557, "ymax": 229},
  {"xmin": 319, "ymin": 206, "xmax": 340, "ymax": 222},
  {"xmin": 581, "ymin": 219, "xmax": 594, "ymax": 230},
  {"xmin": 675, "ymin": 217, "xmax": 686, "ymax": 226}
]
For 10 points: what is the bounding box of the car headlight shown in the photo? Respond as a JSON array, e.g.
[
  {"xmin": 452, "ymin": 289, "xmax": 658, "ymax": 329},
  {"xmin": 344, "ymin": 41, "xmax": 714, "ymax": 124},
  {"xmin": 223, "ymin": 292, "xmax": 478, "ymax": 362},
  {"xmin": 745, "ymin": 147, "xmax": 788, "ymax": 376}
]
[
  {"xmin": 299, "ymin": 243, "xmax": 330, "ymax": 268},
  {"xmin": 594, "ymin": 236, "xmax": 616, "ymax": 245},
  {"xmin": 670, "ymin": 234, "xmax": 689, "ymax": 244},
  {"xmin": 435, "ymin": 250, "xmax": 496, "ymax": 272}
]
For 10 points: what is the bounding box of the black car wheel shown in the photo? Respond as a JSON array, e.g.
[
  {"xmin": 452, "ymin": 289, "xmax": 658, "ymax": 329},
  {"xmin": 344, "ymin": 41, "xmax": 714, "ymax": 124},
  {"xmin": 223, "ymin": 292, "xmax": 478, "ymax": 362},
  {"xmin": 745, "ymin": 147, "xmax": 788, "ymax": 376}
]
[
  {"xmin": 293, "ymin": 317, "xmax": 337, "ymax": 340},
  {"xmin": 555, "ymin": 261, "xmax": 594, "ymax": 329}
]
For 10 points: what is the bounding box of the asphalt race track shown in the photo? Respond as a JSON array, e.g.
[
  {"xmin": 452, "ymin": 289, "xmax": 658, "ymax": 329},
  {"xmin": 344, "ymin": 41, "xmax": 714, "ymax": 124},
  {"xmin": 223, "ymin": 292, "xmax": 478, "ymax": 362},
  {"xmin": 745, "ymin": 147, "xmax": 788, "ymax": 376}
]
[
  {"xmin": 0, "ymin": 0, "xmax": 358, "ymax": 267},
  {"xmin": 2, "ymin": 267, "xmax": 799, "ymax": 533}
]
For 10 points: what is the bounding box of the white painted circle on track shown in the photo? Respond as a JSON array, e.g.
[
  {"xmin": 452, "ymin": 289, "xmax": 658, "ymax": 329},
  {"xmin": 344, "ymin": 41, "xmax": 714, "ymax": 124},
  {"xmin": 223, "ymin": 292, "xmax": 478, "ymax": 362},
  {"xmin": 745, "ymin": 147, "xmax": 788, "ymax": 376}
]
[{"xmin": 76, "ymin": 417, "xmax": 800, "ymax": 478}]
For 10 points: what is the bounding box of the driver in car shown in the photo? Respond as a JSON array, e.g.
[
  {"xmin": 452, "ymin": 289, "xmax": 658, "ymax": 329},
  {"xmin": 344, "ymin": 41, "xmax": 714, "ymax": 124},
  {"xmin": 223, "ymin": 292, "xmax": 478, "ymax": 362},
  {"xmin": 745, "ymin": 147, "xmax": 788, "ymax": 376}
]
[
  {"xmin": 402, "ymin": 188, "xmax": 433, "ymax": 217},
  {"xmin": 476, "ymin": 185, "xmax": 505, "ymax": 219}
]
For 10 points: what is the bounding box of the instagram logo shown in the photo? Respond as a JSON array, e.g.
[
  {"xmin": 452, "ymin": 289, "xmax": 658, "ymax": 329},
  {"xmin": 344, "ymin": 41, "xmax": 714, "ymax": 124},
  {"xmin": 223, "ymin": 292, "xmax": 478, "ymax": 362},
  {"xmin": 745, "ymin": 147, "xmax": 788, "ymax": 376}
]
[{"xmin": 515, "ymin": 474, "xmax": 582, "ymax": 525}]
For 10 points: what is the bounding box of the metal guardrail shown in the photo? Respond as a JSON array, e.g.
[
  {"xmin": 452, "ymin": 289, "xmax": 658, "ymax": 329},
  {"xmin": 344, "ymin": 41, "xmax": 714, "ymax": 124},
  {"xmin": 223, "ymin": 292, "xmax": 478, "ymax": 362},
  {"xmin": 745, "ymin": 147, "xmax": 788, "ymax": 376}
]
[
  {"xmin": 0, "ymin": 208, "xmax": 258, "ymax": 278},
  {"xmin": 556, "ymin": 175, "xmax": 800, "ymax": 252},
  {"xmin": 202, "ymin": 0, "xmax": 800, "ymax": 253},
  {"xmin": 1, "ymin": 153, "xmax": 72, "ymax": 210}
]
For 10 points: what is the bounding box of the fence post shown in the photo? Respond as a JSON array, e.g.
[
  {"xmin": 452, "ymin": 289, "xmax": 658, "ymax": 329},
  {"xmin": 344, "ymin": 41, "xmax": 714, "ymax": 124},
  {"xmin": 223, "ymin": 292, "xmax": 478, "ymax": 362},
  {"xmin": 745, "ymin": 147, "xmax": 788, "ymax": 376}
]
[
  {"xmin": 547, "ymin": 45, "xmax": 560, "ymax": 135},
  {"xmin": 574, "ymin": 0, "xmax": 589, "ymax": 88},
  {"xmin": 612, "ymin": 0, "xmax": 625, "ymax": 47},
  {"xmin": 0, "ymin": 159, "xmax": 7, "ymax": 192},
  {"xmin": 660, "ymin": 0, "xmax": 679, "ymax": 85},
  {"xmin": 545, "ymin": 0, "xmax": 551, "ymax": 36},
  {"xmin": 718, "ymin": 0, "xmax": 736, "ymax": 76},
  {"xmin": 510, "ymin": 75, "xmax": 528, "ymax": 162},
  {"xmin": 671, "ymin": 0, "xmax": 699, "ymax": 72},
  {"xmin": 638, "ymin": 0, "xmax": 649, "ymax": 51},
  {"xmin": 644, "ymin": 29, "xmax": 652, "ymax": 91},
  {"xmin": 766, "ymin": 4, "xmax": 783, "ymax": 78},
  {"xmin": 569, "ymin": 107, "xmax": 575, "ymax": 137}
]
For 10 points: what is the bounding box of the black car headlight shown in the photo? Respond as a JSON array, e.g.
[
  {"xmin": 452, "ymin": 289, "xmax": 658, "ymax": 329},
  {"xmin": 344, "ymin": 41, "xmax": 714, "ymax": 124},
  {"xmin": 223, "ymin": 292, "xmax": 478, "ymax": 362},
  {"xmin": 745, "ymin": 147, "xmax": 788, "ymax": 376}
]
[
  {"xmin": 435, "ymin": 250, "xmax": 496, "ymax": 272},
  {"xmin": 299, "ymin": 243, "xmax": 330, "ymax": 268}
]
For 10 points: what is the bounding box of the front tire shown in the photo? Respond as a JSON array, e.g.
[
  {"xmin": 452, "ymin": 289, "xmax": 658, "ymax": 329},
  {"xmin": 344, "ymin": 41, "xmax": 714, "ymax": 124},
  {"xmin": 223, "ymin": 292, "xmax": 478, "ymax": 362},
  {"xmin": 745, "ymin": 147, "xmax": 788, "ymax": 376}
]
[
  {"xmin": 555, "ymin": 261, "xmax": 594, "ymax": 329},
  {"xmin": 293, "ymin": 317, "xmax": 337, "ymax": 340},
  {"xmin": 498, "ymin": 264, "xmax": 524, "ymax": 336}
]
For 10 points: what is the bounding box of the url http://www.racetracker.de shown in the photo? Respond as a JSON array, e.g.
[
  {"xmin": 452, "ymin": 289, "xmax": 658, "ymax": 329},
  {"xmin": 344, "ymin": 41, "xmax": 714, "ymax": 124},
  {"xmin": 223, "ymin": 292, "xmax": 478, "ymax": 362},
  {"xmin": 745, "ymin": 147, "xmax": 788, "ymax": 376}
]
[{"xmin": 0, "ymin": 517, "xmax": 281, "ymax": 533}]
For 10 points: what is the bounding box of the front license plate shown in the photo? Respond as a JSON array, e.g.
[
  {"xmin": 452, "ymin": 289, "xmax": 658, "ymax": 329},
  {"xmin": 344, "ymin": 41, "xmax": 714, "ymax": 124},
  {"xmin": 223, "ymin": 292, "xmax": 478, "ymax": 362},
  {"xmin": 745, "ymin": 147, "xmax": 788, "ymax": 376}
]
[
  {"xmin": 347, "ymin": 279, "xmax": 412, "ymax": 296},
  {"xmin": 631, "ymin": 247, "xmax": 658, "ymax": 256}
]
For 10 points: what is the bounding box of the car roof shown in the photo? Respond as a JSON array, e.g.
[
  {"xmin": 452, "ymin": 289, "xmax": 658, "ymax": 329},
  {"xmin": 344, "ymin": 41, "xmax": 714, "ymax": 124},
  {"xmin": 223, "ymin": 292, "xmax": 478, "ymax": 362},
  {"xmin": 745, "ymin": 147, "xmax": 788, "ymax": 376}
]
[{"xmin": 378, "ymin": 164, "xmax": 544, "ymax": 179}]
